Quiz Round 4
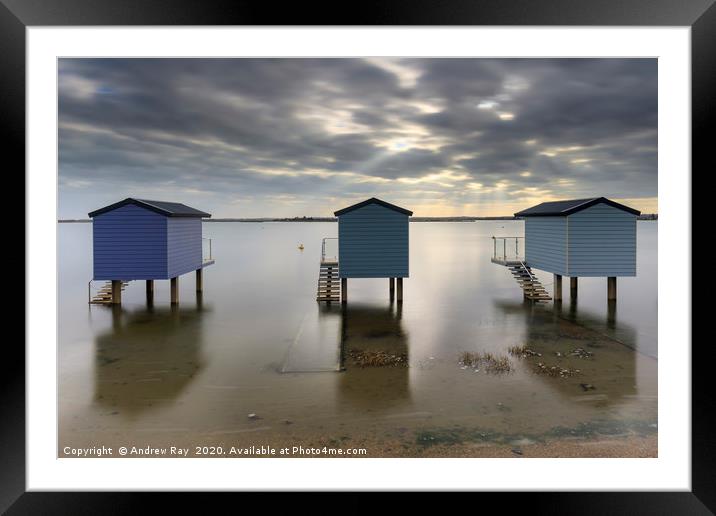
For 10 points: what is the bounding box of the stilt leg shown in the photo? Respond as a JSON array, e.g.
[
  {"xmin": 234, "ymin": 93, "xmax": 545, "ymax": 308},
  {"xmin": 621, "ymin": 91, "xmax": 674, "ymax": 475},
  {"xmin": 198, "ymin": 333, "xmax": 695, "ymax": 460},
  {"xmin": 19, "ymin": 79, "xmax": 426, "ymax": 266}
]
[
  {"xmin": 607, "ymin": 276, "xmax": 617, "ymax": 301},
  {"xmin": 607, "ymin": 300, "xmax": 617, "ymax": 328},
  {"xmin": 111, "ymin": 280, "xmax": 122, "ymax": 305},
  {"xmin": 389, "ymin": 277, "xmax": 395, "ymax": 301},
  {"xmin": 146, "ymin": 280, "xmax": 154, "ymax": 304},
  {"xmin": 170, "ymin": 277, "xmax": 179, "ymax": 305},
  {"xmin": 196, "ymin": 268, "xmax": 203, "ymax": 292},
  {"xmin": 111, "ymin": 304, "xmax": 122, "ymax": 331},
  {"xmin": 397, "ymin": 278, "xmax": 403, "ymax": 302},
  {"xmin": 341, "ymin": 278, "xmax": 347, "ymax": 303},
  {"xmin": 570, "ymin": 277, "xmax": 578, "ymax": 299},
  {"xmin": 553, "ymin": 274, "xmax": 562, "ymax": 301}
]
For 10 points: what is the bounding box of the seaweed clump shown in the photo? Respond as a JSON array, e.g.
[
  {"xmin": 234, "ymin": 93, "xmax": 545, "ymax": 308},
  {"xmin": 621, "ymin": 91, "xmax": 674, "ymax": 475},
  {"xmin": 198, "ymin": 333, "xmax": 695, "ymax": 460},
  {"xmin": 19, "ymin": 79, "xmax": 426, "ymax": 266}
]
[
  {"xmin": 347, "ymin": 349, "xmax": 408, "ymax": 368},
  {"xmin": 570, "ymin": 347, "xmax": 594, "ymax": 359},
  {"xmin": 534, "ymin": 362, "xmax": 580, "ymax": 378}
]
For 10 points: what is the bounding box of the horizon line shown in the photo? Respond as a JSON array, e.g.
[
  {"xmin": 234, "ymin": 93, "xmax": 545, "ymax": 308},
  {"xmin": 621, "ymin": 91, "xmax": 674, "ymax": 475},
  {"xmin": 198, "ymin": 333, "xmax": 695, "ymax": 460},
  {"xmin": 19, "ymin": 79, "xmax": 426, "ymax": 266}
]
[{"xmin": 58, "ymin": 213, "xmax": 659, "ymax": 222}]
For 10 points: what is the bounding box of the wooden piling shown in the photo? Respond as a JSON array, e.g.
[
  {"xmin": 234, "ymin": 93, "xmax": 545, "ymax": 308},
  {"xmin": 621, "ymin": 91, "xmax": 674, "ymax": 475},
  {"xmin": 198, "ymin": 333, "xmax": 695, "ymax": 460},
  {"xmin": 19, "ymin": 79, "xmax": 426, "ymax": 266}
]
[
  {"xmin": 553, "ymin": 274, "xmax": 562, "ymax": 301},
  {"xmin": 397, "ymin": 278, "xmax": 403, "ymax": 302},
  {"xmin": 111, "ymin": 304, "xmax": 122, "ymax": 331},
  {"xmin": 570, "ymin": 277, "xmax": 578, "ymax": 299},
  {"xmin": 389, "ymin": 278, "xmax": 395, "ymax": 300},
  {"xmin": 111, "ymin": 280, "xmax": 122, "ymax": 305},
  {"xmin": 607, "ymin": 299, "xmax": 616, "ymax": 328},
  {"xmin": 607, "ymin": 276, "xmax": 617, "ymax": 300},
  {"xmin": 146, "ymin": 280, "xmax": 154, "ymax": 303},
  {"xmin": 170, "ymin": 277, "xmax": 179, "ymax": 304},
  {"xmin": 196, "ymin": 268, "xmax": 203, "ymax": 292}
]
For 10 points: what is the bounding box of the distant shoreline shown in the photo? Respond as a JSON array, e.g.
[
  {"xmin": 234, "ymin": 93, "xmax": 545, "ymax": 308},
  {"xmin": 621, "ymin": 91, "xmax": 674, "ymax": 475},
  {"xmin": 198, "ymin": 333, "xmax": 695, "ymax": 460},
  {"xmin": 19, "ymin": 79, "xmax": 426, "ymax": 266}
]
[{"xmin": 59, "ymin": 214, "xmax": 658, "ymax": 223}]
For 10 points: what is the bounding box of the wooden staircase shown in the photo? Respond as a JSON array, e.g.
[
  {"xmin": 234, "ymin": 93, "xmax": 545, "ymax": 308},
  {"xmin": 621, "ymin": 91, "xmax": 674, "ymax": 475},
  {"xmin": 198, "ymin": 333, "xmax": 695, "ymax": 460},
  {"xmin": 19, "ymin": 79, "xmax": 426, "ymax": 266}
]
[
  {"xmin": 316, "ymin": 262, "xmax": 340, "ymax": 302},
  {"xmin": 508, "ymin": 263, "xmax": 552, "ymax": 301},
  {"xmin": 89, "ymin": 280, "xmax": 129, "ymax": 304}
]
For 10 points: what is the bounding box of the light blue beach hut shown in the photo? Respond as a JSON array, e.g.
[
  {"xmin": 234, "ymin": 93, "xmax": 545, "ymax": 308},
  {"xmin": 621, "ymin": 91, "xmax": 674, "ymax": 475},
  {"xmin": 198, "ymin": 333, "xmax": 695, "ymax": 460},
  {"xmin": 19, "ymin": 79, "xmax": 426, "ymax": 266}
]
[
  {"xmin": 492, "ymin": 197, "xmax": 640, "ymax": 301},
  {"xmin": 316, "ymin": 198, "xmax": 413, "ymax": 303}
]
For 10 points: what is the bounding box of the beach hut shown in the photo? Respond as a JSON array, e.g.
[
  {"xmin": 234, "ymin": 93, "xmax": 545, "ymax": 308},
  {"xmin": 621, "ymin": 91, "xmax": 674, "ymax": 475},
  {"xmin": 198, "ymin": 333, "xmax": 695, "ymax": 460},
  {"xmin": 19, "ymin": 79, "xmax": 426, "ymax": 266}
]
[
  {"xmin": 492, "ymin": 197, "xmax": 640, "ymax": 301},
  {"xmin": 87, "ymin": 198, "xmax": 214, "ymax": 305},
  {"xmin": 316, "ymin": 198, "xmax": 412, "ymax": 303}
]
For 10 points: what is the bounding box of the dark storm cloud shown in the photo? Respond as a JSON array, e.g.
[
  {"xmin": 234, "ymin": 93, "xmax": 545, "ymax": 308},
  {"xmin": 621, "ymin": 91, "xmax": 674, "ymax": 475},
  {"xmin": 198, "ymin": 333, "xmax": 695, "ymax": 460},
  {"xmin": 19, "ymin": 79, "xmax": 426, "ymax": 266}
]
[{"xmin": 58, "ymin": 58, "xmax": 657, "ymax": 217}]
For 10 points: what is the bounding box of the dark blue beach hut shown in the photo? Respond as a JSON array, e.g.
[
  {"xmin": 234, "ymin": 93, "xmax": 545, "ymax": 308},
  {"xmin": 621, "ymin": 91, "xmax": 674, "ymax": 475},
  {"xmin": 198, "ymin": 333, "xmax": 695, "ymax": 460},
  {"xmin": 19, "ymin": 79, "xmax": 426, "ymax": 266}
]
[
  {"xmin": 316, "ymin": 198, "xmax": 412, "ymax": 303},
  {"xmin": 492, "ymin": 197, "xmax": 640, "ymax": 302},
  {"xmin": 87, "ymin": 198, "xmax": 214, "ymax": 305}
]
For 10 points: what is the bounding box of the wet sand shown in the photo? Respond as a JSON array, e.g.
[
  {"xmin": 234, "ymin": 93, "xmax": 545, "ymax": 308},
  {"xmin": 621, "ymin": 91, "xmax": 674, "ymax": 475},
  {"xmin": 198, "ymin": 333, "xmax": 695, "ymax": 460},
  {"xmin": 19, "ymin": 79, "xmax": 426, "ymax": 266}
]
[
  {"xmin": 59, "ymin": 434, "xmax": 656, "ymax": 458},
  {"xmin": 403, "ymin": 435, "xmax": 657, "ymax": 458},
  {"xmin": 59, "ymin": 424, "xmax": 657, "ymax": 458}
]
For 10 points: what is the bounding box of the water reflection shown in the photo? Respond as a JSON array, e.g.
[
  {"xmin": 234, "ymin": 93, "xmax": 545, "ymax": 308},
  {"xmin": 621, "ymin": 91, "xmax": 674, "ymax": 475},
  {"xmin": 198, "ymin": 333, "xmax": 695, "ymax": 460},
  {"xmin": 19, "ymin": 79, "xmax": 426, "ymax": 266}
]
[
  {"xmin": 93, "ymin": 303, "xmax": 208, "ymax": 417},
  {"xmin": 494, "ymin": 299, "xmax": 639, "ymax": 405},
  {"xmin": 555, "ymin": 296, "xmax": 639, "ymax": 353},
  {"xmin": 337, "ymin": 303, "xmax": 411, "ymax": 409}
]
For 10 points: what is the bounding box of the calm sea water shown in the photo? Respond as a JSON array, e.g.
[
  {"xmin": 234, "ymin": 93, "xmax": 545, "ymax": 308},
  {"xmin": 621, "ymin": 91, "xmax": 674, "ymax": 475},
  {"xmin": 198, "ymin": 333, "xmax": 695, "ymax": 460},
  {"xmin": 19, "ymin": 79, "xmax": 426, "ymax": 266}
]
[{"xmin": 58, "ymin": 221, "xmax": 657, "ymax": 456}]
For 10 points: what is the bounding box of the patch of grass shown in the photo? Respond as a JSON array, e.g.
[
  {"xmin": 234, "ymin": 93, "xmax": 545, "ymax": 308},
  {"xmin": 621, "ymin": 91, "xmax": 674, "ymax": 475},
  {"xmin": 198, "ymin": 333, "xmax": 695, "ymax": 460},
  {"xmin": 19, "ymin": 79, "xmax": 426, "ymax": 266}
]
[
  {"xmin": 458, "ymin": 351, "xmax": 513, "ymax": 374},
  {"xmin": 458, "ymin": 351, "xmax": 480, "ymax": 367},
  {"xmin": 485, "ymin": 355, "xmax": 513, "ymax": 374},
  {"xmin": 507, "ymin": 345, "xmax": 541, "ymax": 358}
]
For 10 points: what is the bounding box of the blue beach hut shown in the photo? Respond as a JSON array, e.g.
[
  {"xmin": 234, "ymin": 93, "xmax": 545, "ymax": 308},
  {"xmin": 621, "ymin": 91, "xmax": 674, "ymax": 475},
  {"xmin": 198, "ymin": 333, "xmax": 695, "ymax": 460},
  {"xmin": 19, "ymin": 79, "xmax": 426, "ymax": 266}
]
[
  {"xmin": 492, "ymin": 197, "xmax": 640, "ymax": 301},
  {"xmin": 316, "ymin": 197, "xmax": 412, "ymax": 303},
  {"xmin": 87, "ymin": 198, "xmax": 214, "ymax": 305}
]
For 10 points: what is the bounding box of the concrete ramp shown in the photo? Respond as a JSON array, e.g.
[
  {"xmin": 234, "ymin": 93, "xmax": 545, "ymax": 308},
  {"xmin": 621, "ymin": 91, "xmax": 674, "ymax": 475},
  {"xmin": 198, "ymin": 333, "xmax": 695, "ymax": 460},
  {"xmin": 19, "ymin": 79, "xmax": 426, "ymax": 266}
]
[{"xmin": 281, "ymin": 309, "xmax": 342, "ymax": 373}]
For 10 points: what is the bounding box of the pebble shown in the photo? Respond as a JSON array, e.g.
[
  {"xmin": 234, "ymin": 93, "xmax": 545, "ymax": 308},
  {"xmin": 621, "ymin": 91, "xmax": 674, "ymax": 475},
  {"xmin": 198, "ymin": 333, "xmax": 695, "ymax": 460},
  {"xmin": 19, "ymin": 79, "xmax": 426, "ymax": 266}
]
[
  {"xmin": 512, "ymin": 449, "xmax": 523, "ymax": 456},
  {"xmin": 248, "ymin": 413, "xmax": 259, "ymax": 419}
]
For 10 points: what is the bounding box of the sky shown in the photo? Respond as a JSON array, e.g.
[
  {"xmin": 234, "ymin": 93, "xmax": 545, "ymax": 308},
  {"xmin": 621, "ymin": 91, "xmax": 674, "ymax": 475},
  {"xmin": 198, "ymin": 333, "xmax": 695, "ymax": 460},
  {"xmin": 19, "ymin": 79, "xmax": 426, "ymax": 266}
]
[{"xmin": 58, "ymin": 58, "xmax": 657, "ymax": 218}]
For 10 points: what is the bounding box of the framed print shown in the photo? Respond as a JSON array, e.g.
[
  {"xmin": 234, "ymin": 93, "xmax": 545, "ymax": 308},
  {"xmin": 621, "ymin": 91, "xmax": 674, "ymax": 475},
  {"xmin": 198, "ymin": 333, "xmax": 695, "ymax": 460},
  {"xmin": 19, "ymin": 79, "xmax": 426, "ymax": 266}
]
[{"xmin": 6, "ymin": 0, "xmax": 711, "ymax": 511}]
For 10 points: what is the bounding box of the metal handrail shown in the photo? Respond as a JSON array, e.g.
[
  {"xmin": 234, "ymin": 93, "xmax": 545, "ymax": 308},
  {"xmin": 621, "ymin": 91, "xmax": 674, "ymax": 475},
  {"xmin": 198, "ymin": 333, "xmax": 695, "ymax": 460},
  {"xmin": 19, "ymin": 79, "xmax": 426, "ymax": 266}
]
[
  {"xmin": 492, "ymin": 236, "xmax": 524, "ymax": 261},
  {"xmin": 321, "ymin": 237, "xmax": 338, "ymax": 263},
  {"xmin": 519, "ymin": 260, "xmax": 538, "ymax": 282}
]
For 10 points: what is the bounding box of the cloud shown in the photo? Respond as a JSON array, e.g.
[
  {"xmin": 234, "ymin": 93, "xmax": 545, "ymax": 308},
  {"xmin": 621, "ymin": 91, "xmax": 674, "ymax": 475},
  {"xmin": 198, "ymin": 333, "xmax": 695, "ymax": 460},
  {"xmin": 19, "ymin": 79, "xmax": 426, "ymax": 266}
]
[{"xmin": 58, "ymin": 58, "xmax": 657, "ymax": 217}]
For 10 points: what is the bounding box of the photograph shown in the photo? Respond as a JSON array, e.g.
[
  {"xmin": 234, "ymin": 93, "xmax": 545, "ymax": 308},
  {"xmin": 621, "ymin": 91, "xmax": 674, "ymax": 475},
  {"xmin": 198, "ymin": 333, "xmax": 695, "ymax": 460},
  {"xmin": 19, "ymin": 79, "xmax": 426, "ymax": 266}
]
[{"xmin": 57, "ymin": 57, "xmax": 659, "ymax": 459}]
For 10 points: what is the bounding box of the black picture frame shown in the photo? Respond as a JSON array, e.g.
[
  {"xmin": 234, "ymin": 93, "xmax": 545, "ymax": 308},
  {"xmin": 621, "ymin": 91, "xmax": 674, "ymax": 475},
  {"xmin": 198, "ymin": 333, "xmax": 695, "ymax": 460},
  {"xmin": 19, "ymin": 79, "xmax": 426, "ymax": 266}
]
[{"xmin": 6, "ymin": 0, "xmax": 709, "ymax": 511}]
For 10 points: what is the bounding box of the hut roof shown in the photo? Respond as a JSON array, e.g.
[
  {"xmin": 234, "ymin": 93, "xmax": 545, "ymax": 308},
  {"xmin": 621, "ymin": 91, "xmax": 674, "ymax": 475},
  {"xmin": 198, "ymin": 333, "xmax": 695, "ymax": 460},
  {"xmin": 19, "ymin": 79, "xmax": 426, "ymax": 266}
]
[
  {"xmin": 334, "ymin": 197, "xmax": 413, "ymax": 217},
  {"xmin": 514, "ymin": 197, "xmax": 640, "ymax": 217},
  {"xmin": 88, "ymin": 198, "xmax": 211, "ymax": 218}
]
